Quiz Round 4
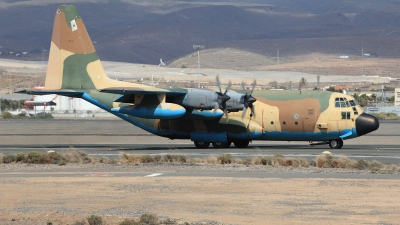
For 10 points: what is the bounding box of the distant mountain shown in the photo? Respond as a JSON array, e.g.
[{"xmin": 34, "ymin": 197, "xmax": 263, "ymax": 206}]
[{"xmin": 1, "ymin": 1, "xmax": 400, "ymax": 65}]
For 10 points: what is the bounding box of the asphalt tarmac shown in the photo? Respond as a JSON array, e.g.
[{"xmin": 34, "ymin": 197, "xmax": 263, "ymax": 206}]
[{"xmin": 0, "ymin": 119, "xmax": 399, "ymax": 164}]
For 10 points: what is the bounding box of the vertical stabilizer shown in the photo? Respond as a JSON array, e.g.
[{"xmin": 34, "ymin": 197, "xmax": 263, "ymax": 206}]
[{"xmin": 45, "ymin": 5, "xmax": 111, "ymax": 90}]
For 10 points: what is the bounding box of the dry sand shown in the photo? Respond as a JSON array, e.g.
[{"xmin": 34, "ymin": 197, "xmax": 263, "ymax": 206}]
[{"xmin": 1, "ymin": 171, "xmax": 400, "ymax": 224}]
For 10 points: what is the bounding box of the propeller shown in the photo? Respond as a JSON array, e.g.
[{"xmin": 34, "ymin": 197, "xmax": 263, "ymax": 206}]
[
  {"xmin": 241, "ymin": 80, "xmax": 257, "ymax": 118},
  {"xmin": 215, "ymin": 75, "xmax": 231, "ymax": 118}
]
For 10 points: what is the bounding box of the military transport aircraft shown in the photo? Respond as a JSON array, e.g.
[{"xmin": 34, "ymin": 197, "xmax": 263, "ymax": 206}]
[{"xmin": 18, "ymin": 5, "xmax": 379, "ymax": 149}]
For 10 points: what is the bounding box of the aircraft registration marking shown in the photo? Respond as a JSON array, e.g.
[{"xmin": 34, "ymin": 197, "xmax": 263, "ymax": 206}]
[
  {"xmin": 86, "ymin": 173, "xmax": 114, "ymax": 177},
  {"xmin": 145, "ymin": 173, "xmax": 163, "ymax": 177}
]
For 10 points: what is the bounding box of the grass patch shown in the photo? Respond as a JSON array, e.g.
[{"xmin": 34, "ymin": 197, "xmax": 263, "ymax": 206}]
[
  {"xmin": 370, "ymin": 112, "xmax": 399, "ymax": 120},
  {"xmin": 2, "ymin": 150, "xmax": 398, "ymax": 173}
]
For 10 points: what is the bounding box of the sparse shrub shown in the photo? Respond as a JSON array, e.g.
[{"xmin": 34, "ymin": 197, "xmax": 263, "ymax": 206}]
[
  {"xmin": 0, "ymin": 155, "xmax": 3, "ymax": 164},
  {"xmin": 178, "ymin": 155, "xmax": 189, "ymax": 163},
  {"xmin": 16, "ymin": 152, "xmax": 25, "ymax": 162},
  {"xmin": 142, "ymin": 155, "xmax": 154, "ymax": 163},
  {"xmin": 337, "ymin": 156, "xmax": 356, "ymax": 169},
  {"xmin": 206, "ymin": 155, "xmax": 218, "ymax": 164},
  {"xmin": 162, "ymin": 218, "xmax": 177, "ymax": 225},
  {"xmin": 73, "ymin": 221, "xmax": 85, "ymax": 225},
  {"xmin": 261, "ymin": 156, "xmax": 273, "ymax": 165},
  {"xmin": 218, "ymin": 154, "xmax": 233, "ymax": 164},
  {"xmin": 58, "ymin": 160, "xmax": 67, "ymax": 166},
  {"xmin": 99, "ymin": 156, "xmax": 109, "ymax": 164},
  {"xmin": 154, "ymin": 155, "xmax": 162, "ymax": 163},
  {"xmin": 285, "ymin": 158, "xmax": 299, "ymax": 167},
  {"xmin": 109, "ymin": 158, "xmax": 119, "ymax": 164},
  {"xmin": 357, "ymin": 159, "xmax": 370, "ymax": 170},
  {"xmin": 232, "ymin": 157, "xmax": 243, "ymax": 164},
  {"xmin": 140, "ymin": 213, "xmax": 159, "ymax": 225},
  {"xmin": 47, "ymin": 221, "xmax": 53, "ymax": 225},
  {"xmin": 47, "ymin": 151, "xmax": 64, "ymax": 164},
  {"xmin": 119, "ymin": 218, "xmax": 139, "ymax": 225},
  {"xmin": 164, "ymin": 154, "xmax": 174, "ymax": 163},
  {"xmin": 87, "ymin": 215, "xmax": 103, "ymax": 225},
  {"xmin": 370, "ymin": 160, "xmax": 384, "ymax": 170},
  {"xmin": 299, "ymin": 158, "xmax": 309, "ymax": 167},
  {"xmin": 62, "ymin": 150, "xmax": 87, "ymax": 163},
  {"xmin": 193, "ymin": 158, "xmax": 204, "ymax": 164},
  {"xmin": 3, "ymin": 154, "xmax": 16, "ymax": 163},
  {"xmin": 272, "ymin": 154, "xmax": 285, "ymax": 166},
  {"xmin": 82, "ymin": 156, "xmax": 92, "ymax": 164}
]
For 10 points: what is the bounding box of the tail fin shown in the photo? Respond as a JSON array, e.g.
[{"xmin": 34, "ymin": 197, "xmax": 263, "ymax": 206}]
[{"xmin": 45, "ymin": 5, "xmax": 111, "ymax": 90}]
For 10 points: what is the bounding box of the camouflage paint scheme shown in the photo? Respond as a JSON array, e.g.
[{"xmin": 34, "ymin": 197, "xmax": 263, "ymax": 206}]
[{"xmin": 19, "ymin": 5, "xmax": 379, "ymax": 148}]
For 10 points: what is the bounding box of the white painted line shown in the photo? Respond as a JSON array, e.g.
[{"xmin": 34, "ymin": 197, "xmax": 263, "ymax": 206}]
[{"xmin": 145, "ymin": 173, "xmax": 163, "ymax": 177}]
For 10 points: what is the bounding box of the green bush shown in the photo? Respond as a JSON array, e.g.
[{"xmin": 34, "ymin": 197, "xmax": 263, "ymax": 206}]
[
  {"xmin": 26, "ymin": 151, "xmax": 47, "ymax": 164},
  {"xmin": 3, "ymin": 154, "xmax": 16, "ymax": 163},
  {"xmin": 87, "ymin": 215, "xmax": 103, "ymax": 225},
  {"xmin": 2, "ymin": 111, "xmax": 14, "ymax": 119},
  {"xmin": 16, "ymin": 152, "xmax": 25, "ymax": 162}
]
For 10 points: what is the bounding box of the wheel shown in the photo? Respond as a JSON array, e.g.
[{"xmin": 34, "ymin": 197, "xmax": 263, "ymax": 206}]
[
  {"xmin": 212, "ymin": 142, "xmax": 232, "ymax": 148},
  {"xmin": 194, "ymin": 141, "xmax": 210, "ymax": 148},
  {"xmin": 329, "ymin": 139, "xmax": 343, "ymax": 149},
  {"xmin": 233, "ymin": 140, "xmax": 250, "ymax": 148}
]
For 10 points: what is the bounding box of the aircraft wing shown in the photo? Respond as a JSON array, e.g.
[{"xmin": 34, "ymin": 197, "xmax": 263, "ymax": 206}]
[{"xmin": 99, "ymin": 87, "xmax": 187, "ymax": 96}]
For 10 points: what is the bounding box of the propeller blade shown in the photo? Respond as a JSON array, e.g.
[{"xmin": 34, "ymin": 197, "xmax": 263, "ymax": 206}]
[
  {"xmin": 224, "ymin": 80, "xmax": 232, "ymax": 94},
  {"xmin": 241, "ymin": 81, "xmax": 246, "ymax": 92},
  {"xmin": 250, "ymin": 105, "xmax": 256, "ymax": 118},
  {"xmin": 250, "ymin": 79, "xmax": 257, "ymax": 94},
  {"xmin": 241, "ymin": 107, "xmax": 247, "ymax": 118},
  {"xmin": 216, "ymin": 75, "xmax": 222, "ymax": 93}
]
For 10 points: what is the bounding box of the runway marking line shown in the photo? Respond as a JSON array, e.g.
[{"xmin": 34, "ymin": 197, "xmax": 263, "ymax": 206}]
[
  {"xmin": 145, "ymin": 173, "xmax": 163, "ymax": 177},
  {"xmin": 86, "ymin": 173, "xmax": 114, "ymax": 177}
]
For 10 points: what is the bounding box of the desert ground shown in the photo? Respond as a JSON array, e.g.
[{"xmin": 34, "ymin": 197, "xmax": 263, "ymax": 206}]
[{"xmin": 1, "ymin": 163, "xmax": 400, "ymax": 225}]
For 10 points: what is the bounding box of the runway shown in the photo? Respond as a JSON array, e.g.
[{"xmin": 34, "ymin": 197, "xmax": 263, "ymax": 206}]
[{"xmin": 1, "ymin": 119, "xmax": 399, "ymax": 164}]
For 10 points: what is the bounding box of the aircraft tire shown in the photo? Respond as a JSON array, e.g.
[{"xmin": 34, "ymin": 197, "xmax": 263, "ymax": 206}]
[
  {"xmin": 194, "ymin": 141, "xmax": 210, "ymax": 149},
  {"xmin": 212, "ymin": 142, "xmax": 232, "ymax": 148},
  {"xmin": 233, "ymin": 140, "xmax": 250, "ymax": 148},
  {"xmin": 329, "ymin": 139, "xmax": 343, "ymax": 149}
]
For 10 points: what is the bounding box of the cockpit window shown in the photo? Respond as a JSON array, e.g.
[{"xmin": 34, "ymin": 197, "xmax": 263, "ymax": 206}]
[
  {"xmin": 349, "ymin": 100, "xmax": 356, "ymax": 106},
  {"xmin": 335, "ymin": 97, "xmax": 351, "ymax": 108}
]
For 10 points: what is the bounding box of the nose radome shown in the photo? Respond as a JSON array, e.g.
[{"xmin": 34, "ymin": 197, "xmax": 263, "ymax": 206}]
[{"xmin": 355, "ymin": 113, "xmax": 379, "ymax": 136}]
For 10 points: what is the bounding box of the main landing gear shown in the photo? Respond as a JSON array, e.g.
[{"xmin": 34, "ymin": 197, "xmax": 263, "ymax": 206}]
[{"xmin": 193, "ymin": 140, "xmax": 250, "ymax": 149}]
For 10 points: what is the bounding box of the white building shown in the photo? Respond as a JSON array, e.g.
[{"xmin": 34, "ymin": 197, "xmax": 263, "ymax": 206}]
[{"xmin": 395, "ymin": 88, "xmax": 400, "ymax": 106}]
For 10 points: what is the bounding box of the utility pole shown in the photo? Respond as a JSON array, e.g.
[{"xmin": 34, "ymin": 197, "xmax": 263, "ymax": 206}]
[{"xmin": 193, "ymin": 45, "xmax": 205, "ymax": 88}]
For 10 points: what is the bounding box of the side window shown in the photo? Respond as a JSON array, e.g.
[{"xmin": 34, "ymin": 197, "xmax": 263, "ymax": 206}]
[
  {"xmin": 352, "ymin": 107, "xmax": 358, "ymax": 115},
  {"xmin": 347, "ymin": 112, "xmax": 350, "ymax": 119},
  {"xmin": 341, "ymin": 112, "xmax": 346, "ymax": 119}
]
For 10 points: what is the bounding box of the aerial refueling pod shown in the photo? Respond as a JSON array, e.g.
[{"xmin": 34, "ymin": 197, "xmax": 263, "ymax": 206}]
[{"xmin": 111, "ymin": 103, "xmax": 186, "ymax": 119}]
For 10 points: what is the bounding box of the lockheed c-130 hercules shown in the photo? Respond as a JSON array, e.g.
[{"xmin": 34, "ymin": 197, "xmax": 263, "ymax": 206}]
[{"xmin": 18, "ymin": 5, "xmax": 379, "ymax": 149}]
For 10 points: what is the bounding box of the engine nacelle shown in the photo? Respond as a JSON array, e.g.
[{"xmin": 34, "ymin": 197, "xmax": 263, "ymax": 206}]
[
  {"xmin": 112, "ymin": 103, "xmax": 186, "ymax": 119},
  {"xmin": 180, "ymin": 89, "xmax": 219, "ymax": 110},
  {"xmin": 225, "ymin": 92, "xmax": 245, "ymax": 112}
]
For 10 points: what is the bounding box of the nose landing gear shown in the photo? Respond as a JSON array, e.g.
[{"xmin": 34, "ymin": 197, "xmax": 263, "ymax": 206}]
[{"xmin": 328, "ymin": 139, "xmax": 343, "ymax": 149}]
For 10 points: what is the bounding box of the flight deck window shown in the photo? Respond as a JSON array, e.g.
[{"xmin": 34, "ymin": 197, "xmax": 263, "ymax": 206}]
[
  {"xmin": 335, "ymin": 98, "xmax": 350, "ymax": 108},
  {"xmin": 341, "ymin": 111, "xmax": 351, "ymax": 119}
]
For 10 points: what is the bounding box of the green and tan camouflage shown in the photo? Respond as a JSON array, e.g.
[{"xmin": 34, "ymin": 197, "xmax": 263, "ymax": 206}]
[{"xmin": 18, "ymin": 5, "xmax": 379, "ymax": 149}]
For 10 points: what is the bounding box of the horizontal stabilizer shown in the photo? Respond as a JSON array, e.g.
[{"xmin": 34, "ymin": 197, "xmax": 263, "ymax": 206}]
[{"xmin": 16, "ymin": 89, "xmax": 84, "ymax": 97}]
